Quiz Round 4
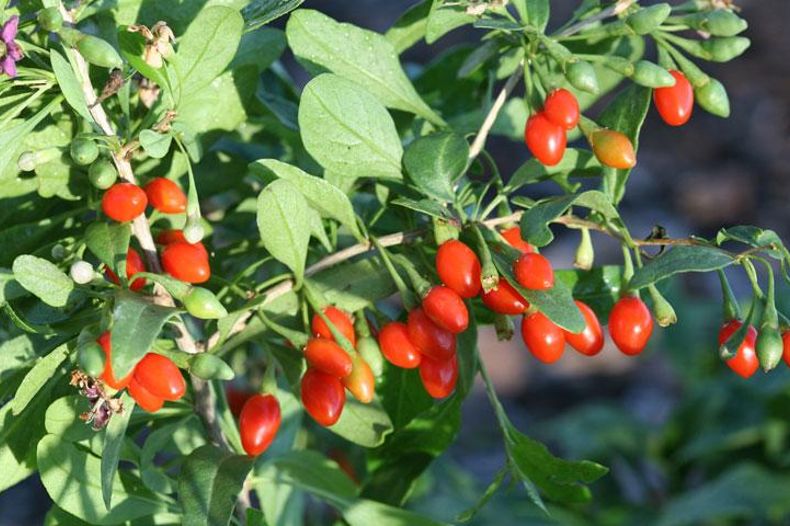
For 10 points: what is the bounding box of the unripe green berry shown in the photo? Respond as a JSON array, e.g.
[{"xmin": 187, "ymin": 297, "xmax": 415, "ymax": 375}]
[
  {"xmin": 566, "ymin": 60, "xmax": 599, "ymax": 94},
  {"xmin": 700, "ymin": 36, "xmax": 750, "ymax": 62},
  {"xmin": 78, "ymin": 342, "xmax": 106, "ymax": 377},
  {"xmin": 76, "ymin": 34, "xmax": 123, "ymax": 69},
  {"xmin": 70, "ymin": 138, "xmax": 99, "ymax": 166},
  {"xmin": 183, "ymin": 287, "xmax": 228, "ymax": 319},
  {"xmin": 631, "ymin": 61, "xmax": 675, "ymax": 88},
  {"xmin": 685, "ymin": 10, "xmax": 748, "ymax": 37},
  {"xmin": 37, "ymin": 7, "xmax": 63, "ymax": 32},
  {"xmin": 756, "ymin": 326, "xmax": 783, "ymax": 372},
  {"xmin": 70, "ymin": 260, "xmax": 95, "ymax": 284},
  {"xmin": 356, "ymin": 336, "xmax": 384, "ymax": 377},
  {"xmin": 88, "ymin": 159, "xmax": 118, "ymax": 190},
  {"xmin": 190, "ymin": 353, "xmax": 234, "ymax": 380},
  {"xmin": 574, "ymin": 228, "xmax": 594, "ymax": 270},
  {"xmin": 695, "ymin": 78, "xmax": 730, "ymax": 117},
  {"xmin": 626, "ymin": 3, "xmax": 671, "ymax": 35},
  {"xmin": 648, "ymin": 285, "xmax": 677, "ymax": 328}
]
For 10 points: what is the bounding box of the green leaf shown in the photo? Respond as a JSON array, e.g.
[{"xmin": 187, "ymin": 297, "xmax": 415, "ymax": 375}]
[
  {"xmin": 243, "ymin": 0, "xmax": 306, "ymax": 30},
  {"xmin": 173, "ymin": 6, "xmax": 244, "ymax": 100},
  {"xmin": 251, "ymin": 159, "xmax": 362, "ymax": 239},
  {"xmin": 118, "ymin": 31, "xmax": 169, "ymax": 91},
  {"xmin": 517, "ymin": 0, "xmax": 550, "ymax": 31},
  {"xmin": 0, "ymin": 268, "xmax": 26, "ymax": 306},
  {"xmin": 403, "ymin": 132, "xmax": 468, "ymax": 201},
  {"xmin": 556, "ymin": 266, "xmax": 623, "ymax": 318},
  {"xmin": 329, "ymin": 399, "xmax": 393, "ymax": 447},
  {"xmin": 426, "ymin": 3, "xmax": 475, "ymax": 44},
  {"xmin": 628, "ymin": 245, "xmax": 735, "ymax": 290},
  {"xmin": 45, "ymin": 396, "xmax": 94, "ymax": 443},
  {"xmin": 287, "ymin": 9, "xmax": 443, "ymax": 125},
  {"xmin": 139, "ymin": 130, "xmax": 172, "ymax": 159},
  {"xmin": 391, "ymin": 197, "xmax": 453, "ymax": 220},
  {"xmin": 110, "ymin": 291, "xmax": 178, "ymax": 378},
  {"xmin": 102, "ymin": 392, "xmax": 135, "ymax": 511},
  {"xmin": 256, "ymin": 179, "xmax": 312, "ymax": 283},
  {"xmin": 343, "ymin": 499, "xmax": 447, "ymax": 526},
  {"xmin": 178, "ymin": 444, "xmax": 254, "ymax": 526},
  {"xmin": 298, "ymin": 74, "xmax": 404, "ymax": 180},
  {"xmin": 508, "ymin": 149, "xmax": 602, "ymax": 191},
  {"xmin": 385, "ymin": 0, "xmax": 431, "ymax": 54},
  {"xmin": 50, "ymin": 49, "xmax": 92, "ymax": 122},
  {"xmin": 309, "ymin": 258, "xmax": 398, "ymax": 313},
  {"xmin": 0, "ymin": 97, "xmax": 62, "ymax": 184},
  {"xmin": 37, "ymin": 435, "xmax": 167, "ymax": 524},
  {"xmin": 231, "ymin": 28, "xmax": 286, "ymax": 71},
  {"xmin": 597, "ymin": 85, "xmax": 652, "ymax": 203},
  {"xmin": 261, "ymin": 450, "xmax": 357, "ymax": 505},
  {"xmin": 12, "ymin": 255, "xmax": 74, "ymax": 308},
  {"xmin": 717, "ymin": 225, "xmax": 783, "ymax": 249},
  {"xmin": 490, "ymin": 244, "xmax": 584, "ymax": 332},
  {"xmin": 519, "ymin": 191, "xmax": 619, "ymax": 247},
  {"xmin": 11, "ymin": 344, "xmax": 68, "ymax": 415},
  {"xmin": 140, "ymin": 416, "xmax": 206, "ymax": 494},
  {"xmin": 85, "ymin": 222, "xmax": 132, "ymax": 274}
]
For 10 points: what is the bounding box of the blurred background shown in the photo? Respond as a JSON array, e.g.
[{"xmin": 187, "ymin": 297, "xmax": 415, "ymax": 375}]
[{"xmin": 3, "ymin": 0, "xmax": 790, "ymax": 524}]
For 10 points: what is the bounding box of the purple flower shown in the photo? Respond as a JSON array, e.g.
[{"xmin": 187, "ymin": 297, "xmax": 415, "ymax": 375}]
[{"xmin": 0, "ymin": 16, "xmax": 22, "ymax": 78}]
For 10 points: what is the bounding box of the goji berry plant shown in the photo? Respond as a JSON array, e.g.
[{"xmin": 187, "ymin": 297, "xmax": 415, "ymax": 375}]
[{"xmin": 0, "ymin": 0, "xmax": 775, "ymax": 524}]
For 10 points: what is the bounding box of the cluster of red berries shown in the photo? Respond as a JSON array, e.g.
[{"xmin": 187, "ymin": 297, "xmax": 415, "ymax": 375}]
[
  {"xmin": 378, "ymin": 250, "xmax": 473, "ymax": 399},
  {"xmin": 96, "ymin": 331, "xmax": 186, "ymax": 412},
  {"xmin": 525, "ymin": 89, "xmax": 579, "ymax": 166},
  {"xmin": 301, "ymin": 307, "xmax": 376, "ymax": 426},
  {"xmin": 100, "ymin": 177, "xmax": 210, "ymax": 286},
  {"xmin": 717, "ymin": 321, "xmax": 790, "ymax": 379}
]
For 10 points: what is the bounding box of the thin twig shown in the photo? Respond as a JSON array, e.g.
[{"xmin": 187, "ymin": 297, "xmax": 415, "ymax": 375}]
[
  {"xmin": 468, "ymin": 61, "xmax": 524, "ymax": 161},
  {"xmin": 555, "ymin": 0, "xmax": 636, "ymax": 38}
]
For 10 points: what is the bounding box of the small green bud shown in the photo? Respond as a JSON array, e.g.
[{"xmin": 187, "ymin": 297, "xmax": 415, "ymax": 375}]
[
  {"xmin": 700, "ymin": 36, "xmax": 750, "ymax": 62},
  {"xmin": 685, "ymin": 10, "xmax": 748, "ymax": 37},
  {"xmin": 50, "ymin": 244, "xmax": 67, "ymax": 261},
  {"xmin": 574, "ymin": 228, "xmax": 594, "ymax": 270},
  {"xmin": 357, "ymin": 336, "xmax": 383, "ymax": 377},
  {"xmin": 183, "ymin": 287, "xmax": 228, "ymax": 319},
  {"xmin": 756, "ymin": 325, "xmax": 783, "ymax": 372},
  {"xmin": 37, "ymin": 7, "xmax": 63, "ymax": 32},
  {"xmin": 626, "ymin": 3, "xmax": 671, "ymax": 35},
  {"xmin": 648, "ymin": 285, "xmax": 677, "ymax": 328},
  {"xmin": 70, "ymin": 260, "xmax": 95, "ymax": 284},
  {"xmin": 88, "ymin": 159, "xmax": 118, "ymax": 190},
  {"xmin": 78, "ymin": 342, "xmax": 106, "ymax": 377},
  {"xmin": 76, "ymin": 34, "xmax": 123, "ymax": 69},
  {"xmin": 631, "ymin": 61, "xmax": 675, "ymax": 88},
  {"xmin": 695, "ymin": 77, "xmax": 730, "ymax": 117},
  {"xmin": 190, "ymin": 353, "xmax": 234, "ymax": 380},
  {"xmin": 70, "ymin": 138, "xmax": 99, "ymax": 166},
  {"xmin": 17, "ymin": 152, "xmax": 37, "ymax": 172},
  {"xmin": 566, "ymin": 60, "xmax": 599, "ymax": 94}
]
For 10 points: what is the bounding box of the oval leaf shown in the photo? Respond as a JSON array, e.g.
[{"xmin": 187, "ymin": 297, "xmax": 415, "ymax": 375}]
[
  {"xmin": 11, "ymin": 344, "xmax": 68, "ymax": 415},
  {"xmin": 629, "ymin": 245, "xmax": 735, "ymax": 290},
  {"xmin": 257, "ymin": 179, "xmax": 312, "ymax": 282},
  {"xmin": 403, "ymin": 132, "xmax": 468, "ymax": 201},
  {"xmin": 12, "ymin": 255, "xmax": 74, "ymax": 308}
]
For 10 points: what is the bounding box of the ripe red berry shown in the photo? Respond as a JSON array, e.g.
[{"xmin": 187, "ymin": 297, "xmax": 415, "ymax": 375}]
[
  {"xmin": 422, "ymin": 285, "xmax": 469, "ymax": 334},
  {"xmin": 161, "ymin": 241, "xmax": 210, "ymax": 284},
  {"xmin": 304, "ymin": 338, "xmax": 353, "ymax": 379},
  {"xmin": 481, "ymin": 280, "xmax": 529, "ymax": 315},
  {"xmin": 156, "ymin": 229, "xmax": 188, "ymax": 246},
  {"xmin": 513, "ymin": 252, "xmax": 554, "ymax": 290},
  {"xmin": 128, "ymin": 377, "xmax": 164, "ymax": 413},
  {"xmin": 341, "ymin": 353, "xmax": 375, "ymax": 404},
  {"xmin": 543, "ymin": 88, "xmax": 580, "ymax": 130},
  {"xmin": 653, "ymin": 70, "xmax": 693, "ymax": 126},
  {"xmin": 226, "ymin": 386, "xmax": 255, "ymax": 418},
  {"xmin": 407, "ymin": 308, "xmax": 456, "ymax": 361},
  {"xmin": 719, "ymin": 320, "xmax": 759, "ymax": 379},
  {"xmin": 501, "ymin": 227, "xmax": 534, "ymax": 254},
  {"xmin": 144, "ymin": 177, "xmax": 187, "ymax": 214},
  {"xmin": 301, "ymin": 368, "xmax": 345, "ymax": 427},
  {"xmin": 311, "ymin": 306, "xmax": 356, "ymax": 347},
  {"xmin": 591, "ymin": 130, "xmax": 636, "ymax": 169},
  {"xmin": 783, "ymin": 331, "xmax": 790, "ymax": 369},
  {"xmin": 564, "ymin": 300, "xmax": 604, "ymax": 356},
  {"xmin": 133, "ymin": 353, "xmax": 186, "ymax": 401},
  {"xmin": 105, "ymin": 247, "xmax": 147, "ymax": 291},
  {"xmin": 101, "ymin": 183, "xmax": 148, "ymax": 222},
  {"xmin": 419, "ymin": 354, "xmax": 458, "ymax": 399},
  {"xmin": 525, "ymin": 112, "xmax": 566, "ymax": 166},
  {"xmin": 239, "ymin": 393, "xmax": 282, "ymax": 457},
  {"xmin": 608, "ymin": 296, "xmax": 653, "ymax": 356},
  {"xmin": 436, "ymin": 240, "xmax": 482, "ymax": 298},
  {"xmin": 378, "ymin": 322, "xmax": 422, "ymax": 368},
  {"xmin": 97, "ymin": 331, "xmax": 132, "ymax": 390},
  {"xmin": 521, "ymin": 312, "xmax": 565, "ymax": 364}
]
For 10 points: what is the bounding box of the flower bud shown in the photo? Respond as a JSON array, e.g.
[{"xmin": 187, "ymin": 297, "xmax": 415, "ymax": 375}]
[
  {"xmin": 357, "ymin": 336, "xmax": 384, "ymax": 377},
  {"xmin": 78, "ymin": 342, "xmax": 106, "ymax": 377},
  {"xmin": 648, "ymin": 285, "xmax": 677, "ymax": 327},
  {"xmin": 183, "ymin": 287, "xmax": 228, "ymax": 319},
  {"xmin": 756, "ymin": 325, "xmax": 783, "ymax": 372},
  {"xmin": 50, "ymin": 244, "xmax": 67, "ymax": 261},
  {"xmin": 631, "ymin": 61, "xmax": 675, "ymax": 88},
  {"xmin": 574, "ymin": 228, "xmax": 594, "ymax": 270},
  {"xmin": 695, "ymin": 77, "xmax": 730, "ymax": 117},
  {"xmin": 626, "ymin": 3, "xmax": 671, "ymax": 35},
  {"xmin": 70, "ymin": 138, "xmax": 99, "ymax": 166},
  {"xmin": 184, "ymin": 222, "xmax": 204, "ymax": 244},
  {"xmin": 190, "ymin": 353, "xmax": 235, "ymax": 380},
  {"xmin": 566, "ymin": 61, "xmax": 599, "ymax": 94},
  {"xmin": 37, "ymin": 7, "xmax": 63, "ymax": 32},
  {"xmin": 699, "ymin": 36, "xmax": 750, "ymax": 63},
  {"xmin": 684, "ymin": 10, "xmax": 748, "ymax": 37},
  {"xmin": 17, "ymin": 152, "xmax": 37, "ymax": 172},
  {"xmin": 88, "ymin": 159, "xmax": 118, "ymax": 190},
  {"xmin": 70, "ymin": 260, "xmax": 95, "ymax": 284},
  {"xmin": 76, "ymin": 34, "xmax": 123, "ymax": 69}
]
